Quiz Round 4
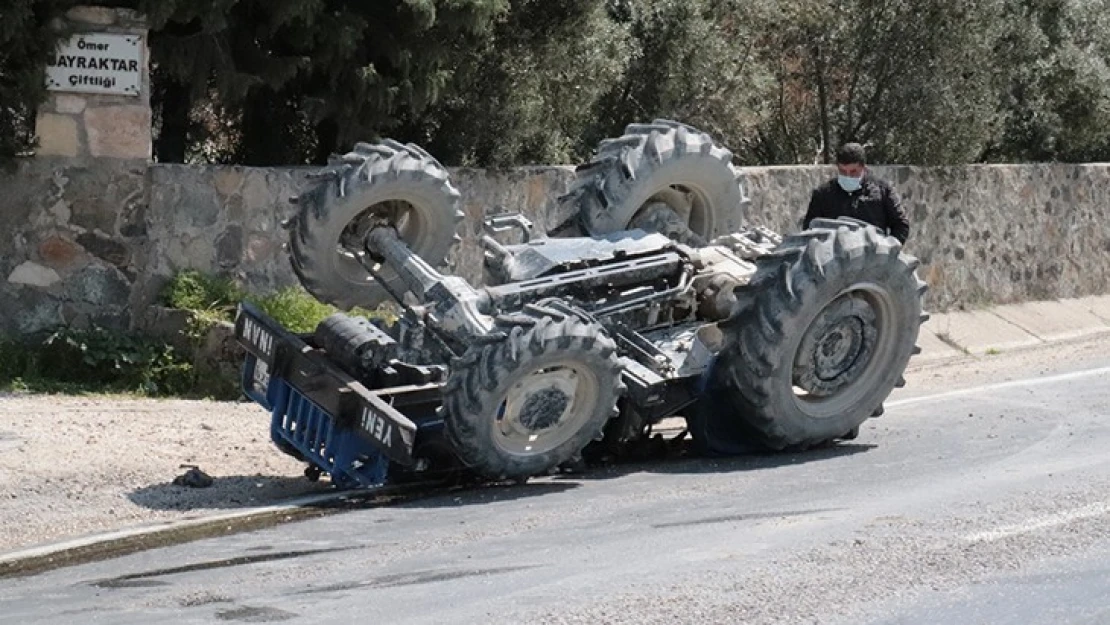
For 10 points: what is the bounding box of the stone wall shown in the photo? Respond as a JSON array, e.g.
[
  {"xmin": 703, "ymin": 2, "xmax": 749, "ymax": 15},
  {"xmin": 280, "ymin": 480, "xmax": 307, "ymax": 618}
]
[
  {"xmin": 0, "ymin": 158, "xmax": 147, "ymax": 336},
  {"xmin": 138, "ymin": 162, "xmax": 1109, "ymax": 315},
  {"xmin": 2, "ymin": 159, "xmax": 1109, "ymax": 337},
  {"xmin": 133, "ymin": 165, "xmax": 580, "ymax": 325},
  {"xmin": 740, "ymin": 164, "xmax": 1110, "ymax": 310}
]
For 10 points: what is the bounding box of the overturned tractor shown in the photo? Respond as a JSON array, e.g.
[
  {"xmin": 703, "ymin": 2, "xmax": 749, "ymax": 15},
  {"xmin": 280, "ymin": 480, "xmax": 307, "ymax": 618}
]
[{"xmin": 235, "ymin": 120, "xmax": 928, "ymax": 488}]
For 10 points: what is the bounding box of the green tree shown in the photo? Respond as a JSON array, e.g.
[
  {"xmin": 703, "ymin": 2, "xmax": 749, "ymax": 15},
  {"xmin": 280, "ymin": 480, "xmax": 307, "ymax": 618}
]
[
  {"xmin": 0, "ymin": 0, "xmax": 71, "ymax": 165},
  {"xmin": 744, "ymin": 0, "xmax": 1007, "ymax": 165},
  {"xmin": 989, "ymin": 0, "xmax": 1110, "ymax": 162},
  {"xmin": 588, "ymin": 0, "xmax": 775, "ymax": 165},
  {"xmin": 405, "ymin": 0, "xmax": 634, "ymax": 166},
  {"xmin": 143, "ymin": 0, "xmax": 508, "ymax": 165}
]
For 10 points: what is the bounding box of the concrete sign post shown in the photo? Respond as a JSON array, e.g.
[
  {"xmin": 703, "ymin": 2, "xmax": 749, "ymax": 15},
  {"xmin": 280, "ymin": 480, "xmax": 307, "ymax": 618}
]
[{"xmin": 34, "ymin": 7, "xmax": 151, "ymax": 161}]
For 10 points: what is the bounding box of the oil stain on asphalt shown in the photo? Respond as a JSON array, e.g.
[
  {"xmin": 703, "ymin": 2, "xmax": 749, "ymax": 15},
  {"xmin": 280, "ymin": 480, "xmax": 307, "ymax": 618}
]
[
  {"xmin": 299, "ymin": 564, "xmax": 544, "ymax": 594},
  {"xmin": 652, "ymin": 507, "xmax": 843, "ymax": 529},
  {"xmin": 215, "ymin": 605, "xmax": 299, "ymax": 622},
  {"xmin": 89, "ymin": 546, "xmax": 356, "ymax": 588}
]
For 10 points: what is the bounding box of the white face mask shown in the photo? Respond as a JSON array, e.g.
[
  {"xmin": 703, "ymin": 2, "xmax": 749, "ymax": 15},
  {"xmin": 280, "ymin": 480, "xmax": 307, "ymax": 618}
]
[{"xmin": 837, "ymin": 174, "xmax": 863, "ymax": 192}]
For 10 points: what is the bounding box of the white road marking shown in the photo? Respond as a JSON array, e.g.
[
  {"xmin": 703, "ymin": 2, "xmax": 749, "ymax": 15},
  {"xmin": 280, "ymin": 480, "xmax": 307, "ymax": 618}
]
[
  {"xmin": 964, "ymin": 501, "xmax": 1110, "ymax": 543},
  {"xmin": 888, "ymin": 365, "xmax": 1110, "ymax": 408}
]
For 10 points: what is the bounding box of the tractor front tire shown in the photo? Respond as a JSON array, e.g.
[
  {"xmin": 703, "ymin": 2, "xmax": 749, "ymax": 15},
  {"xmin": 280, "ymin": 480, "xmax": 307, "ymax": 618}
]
[
  {"xmin": 289, "ymin": 141, "xmax": 463, "ymax": 310},
  {"xmin": 442, "ymin": 312, "xmax": 623, "ymax": 481}
]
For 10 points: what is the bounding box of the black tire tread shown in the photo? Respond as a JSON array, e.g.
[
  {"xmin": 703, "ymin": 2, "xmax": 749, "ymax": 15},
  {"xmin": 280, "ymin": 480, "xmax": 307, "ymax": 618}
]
[
  {"xmin": 442, "ymin": 314, "xmax": 624, "ymax": 480},
  {"xmin": 289, "ymin": 141, "xmax": 463, "ymax": 310},
  {"xmin": 706, "ymin": 217, "xmax": 928, "ymax": 451},
  {"xmin": 560, "ymin": 119, "xmax": 746, "ymax": 239}
]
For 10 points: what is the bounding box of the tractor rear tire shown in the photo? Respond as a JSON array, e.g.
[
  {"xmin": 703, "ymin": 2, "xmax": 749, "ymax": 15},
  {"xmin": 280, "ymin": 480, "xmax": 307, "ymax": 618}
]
[
  {"xmin": 442, "ymin": 312, "xmax": 623, "ymax": 481},
  {"xmin": 694, "ymin": 218, "xmax": 928, "ymax": 452},
  {"xmin": 562, "ymin": 120, "xmax": 747, "ymax": 242},
  {"xmin": 289, "ymin": 141, "xmax": 463, "ymax": 310}
]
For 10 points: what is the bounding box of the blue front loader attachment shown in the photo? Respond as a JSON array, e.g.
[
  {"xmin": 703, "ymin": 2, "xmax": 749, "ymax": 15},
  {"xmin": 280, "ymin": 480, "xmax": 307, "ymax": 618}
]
[{"xmin": 234, "ymin": 302, "xmax": 440, "ymax": 489}]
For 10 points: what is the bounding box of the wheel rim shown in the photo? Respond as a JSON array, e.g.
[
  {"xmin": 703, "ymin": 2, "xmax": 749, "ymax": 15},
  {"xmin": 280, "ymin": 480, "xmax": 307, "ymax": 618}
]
[
  {"xmin": 492, "ymin": 361, "xmax": 600, "ymax": 456},
  {"xmin": 646, "ymin": 184, "xmax": 713, "ymax": 238},
  {"xmin": 333, "ymin": 199, "xmax": 427, "ymax": 287},
  {"xmin": 790, "ymin": 283, "xmax": 897, "ymax": 418}
]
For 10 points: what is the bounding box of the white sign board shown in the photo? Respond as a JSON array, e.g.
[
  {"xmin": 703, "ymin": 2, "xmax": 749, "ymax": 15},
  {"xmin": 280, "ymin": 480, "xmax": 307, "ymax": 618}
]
[{"xmin": 45, "ymin": 33, "xmax": 143, "ymax": 97}]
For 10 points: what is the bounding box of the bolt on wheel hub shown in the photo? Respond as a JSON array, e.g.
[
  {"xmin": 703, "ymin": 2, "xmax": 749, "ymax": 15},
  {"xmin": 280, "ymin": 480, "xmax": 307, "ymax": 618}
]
[
  {"xmin": 794, "ymin": 293, "xmax": 879, "ymax": 398},
  {"xmin": 814, "ymin": 319, "xmax": 865, "ymax": 381}
]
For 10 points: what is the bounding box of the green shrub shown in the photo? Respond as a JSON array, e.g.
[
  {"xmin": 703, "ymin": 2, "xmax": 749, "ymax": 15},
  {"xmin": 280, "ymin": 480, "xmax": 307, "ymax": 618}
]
[
  {"xmin": 251, "ymin": 287, "xmax": 342, "ymax": 334},
  {"xmin": 0, "ymin": 326, "xmax": 217, "ymax": 398},
  {"xmin": 0, "ymin": 337, "xmax": 35, "ymax": 383},
  {"xmin": 160, "ymin": 270, "xmax": 395, "ymax": 334},
  {"xmin": 39, "ymin": 326, "xmax": 195, "ymax": 394},
  {"xmin": 0, "ymin": 270, "xmax": 398, "ymax": 399},
  {"xmin": 161, "ymin": 270, "xmax": 246, "ymax": 316}
]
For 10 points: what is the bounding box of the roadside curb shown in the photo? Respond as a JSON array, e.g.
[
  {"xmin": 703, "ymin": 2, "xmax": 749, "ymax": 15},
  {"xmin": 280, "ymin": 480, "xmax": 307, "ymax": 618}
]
[{"xmin": 915, "ymin": 295, "xmax": 1110, "ymax": 361}]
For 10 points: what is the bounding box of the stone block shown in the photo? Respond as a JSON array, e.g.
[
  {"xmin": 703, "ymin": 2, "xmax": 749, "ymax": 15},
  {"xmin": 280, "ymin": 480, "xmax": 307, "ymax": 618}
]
[
  {"xmin": 0, "ymin": 286, "xmax": 64, "ymax": 336},
  {"xmin": 35, "ymin": 114, "xmax": 80, "ymax": 157},
  {"xmin": 7, "ymin": 261, "xmax": 62, "ymax": 288},
  {"xmin": 135, "ymin": 305, "xmax": 194, "ymax": 354},
  {"xmin": 64, "ymin": 264, "xmax": 131, "ymax": 306},
  {"xmin": 245, "ymin": 233, "xmax": 278, "ymax": 263},
  {"xmin": 76, "ymin": 233, "xmax": 131, "ymax": 269},
  {"xmin": 213, "ymin": 168, "xmax": 244, "ymax": 198},
  {"xmin": 65, "ymin": 163, "xmax": 147, "ymax": 234},
  {"xmin": 38, "ymin": 237, "xmax": 82, "ymax": 269},
  {"xmin": 216, "ymin": 226, "xmax": 243, "ymax": 268},
  {"xmin": 54, "ymin": 95, "xmax": 87, "ymax": 115},
  {"xmin": 65, "ymin": 6, "xmax": 118, "ymax": 25},
  {"xmin": 85, "ymin": 106, "xmax": 151, "ymax": 160}
]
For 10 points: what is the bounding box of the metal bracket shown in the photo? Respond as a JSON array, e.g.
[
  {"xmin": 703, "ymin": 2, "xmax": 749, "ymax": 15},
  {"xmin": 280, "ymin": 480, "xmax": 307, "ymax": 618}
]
[{"xmin": 484, "ymin": 213, "xmax": 536, "ymax": 243}]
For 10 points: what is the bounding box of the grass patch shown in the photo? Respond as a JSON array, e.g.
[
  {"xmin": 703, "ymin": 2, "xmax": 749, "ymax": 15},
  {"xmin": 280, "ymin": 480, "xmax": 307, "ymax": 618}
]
[
  {"xmin": 160, "ymin": 270, "xmax": 392, "ymax": 335},
  {"xmin": 0, "ymin": 271, "xmax": 396, "ymax": 400},
  {"xmin": 0, "ymin": 326, "xmax": 212, "ymax": 398}
]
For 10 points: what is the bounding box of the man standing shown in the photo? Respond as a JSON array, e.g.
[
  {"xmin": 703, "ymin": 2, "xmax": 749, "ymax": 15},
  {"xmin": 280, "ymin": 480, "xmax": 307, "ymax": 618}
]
[
  {"xmin": 803, "ymin": 142, "xmax": 910, "ymax": 244},
  {"xmin": 802, "ymin": 142, "xmax": 910, "ymax": 422}
]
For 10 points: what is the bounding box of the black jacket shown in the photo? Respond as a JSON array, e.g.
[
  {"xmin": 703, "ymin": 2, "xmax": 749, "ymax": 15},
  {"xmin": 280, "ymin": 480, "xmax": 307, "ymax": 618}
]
[{"xmin": 803, "ymin": 174, "xmax": 910, "ymax": 243}]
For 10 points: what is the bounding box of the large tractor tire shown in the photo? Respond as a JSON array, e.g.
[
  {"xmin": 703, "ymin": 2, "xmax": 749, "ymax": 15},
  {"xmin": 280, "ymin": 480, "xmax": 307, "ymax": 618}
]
[
  {"xmin": 289, "ymin": 141, "xmax": 463, "ymax": 310},
  {"xmin": 562, "ymin": 119, "xmax": 747, "ymax": 244},
  {"xmin": 692, "ymin": 218, "xmax": 928, "ymax": 453},
  {"xmin": 442, "ymin": 310, "xmax": 624, "ymax": 481}
]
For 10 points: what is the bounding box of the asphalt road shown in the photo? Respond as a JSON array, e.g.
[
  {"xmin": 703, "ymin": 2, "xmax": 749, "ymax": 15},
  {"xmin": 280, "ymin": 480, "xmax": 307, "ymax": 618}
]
[{"xmin": 2, "ymin": 342, "xmax": 1109, "ymax": 625}]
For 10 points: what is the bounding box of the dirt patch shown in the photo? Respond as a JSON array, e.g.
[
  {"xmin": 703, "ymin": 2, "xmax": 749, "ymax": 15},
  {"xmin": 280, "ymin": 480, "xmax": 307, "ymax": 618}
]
[{"xmin": 0, "ymin": 395, "xmax": 330, "ymax": 553}]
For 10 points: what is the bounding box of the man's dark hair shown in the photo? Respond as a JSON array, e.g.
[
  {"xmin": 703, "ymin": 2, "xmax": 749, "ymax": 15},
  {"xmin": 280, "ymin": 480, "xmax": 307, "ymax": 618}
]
[{"xmin": 836, "ymin": 142, "xmax": 867, "ymax": 165}]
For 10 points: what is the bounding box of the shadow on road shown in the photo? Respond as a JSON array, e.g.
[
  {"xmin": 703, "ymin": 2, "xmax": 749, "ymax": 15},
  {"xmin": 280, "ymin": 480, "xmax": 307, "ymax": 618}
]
[
  {"xmin": 125, "ymin": 441, "xmax": 873, "ymax": 513},
  {"xmin": 389, "ymin": 481, "xmax": 581, "ymax": 510},
  {"xmin": 565, "ymin": 440, "xmax": 878, "ymax": 483},
  {"xmin": 127, "ymin": 475, "xmax": 331, "ymax": 511},
  {"xmin": 388, "ymin": 442, "xmax": 873, "ymax": 510}
]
